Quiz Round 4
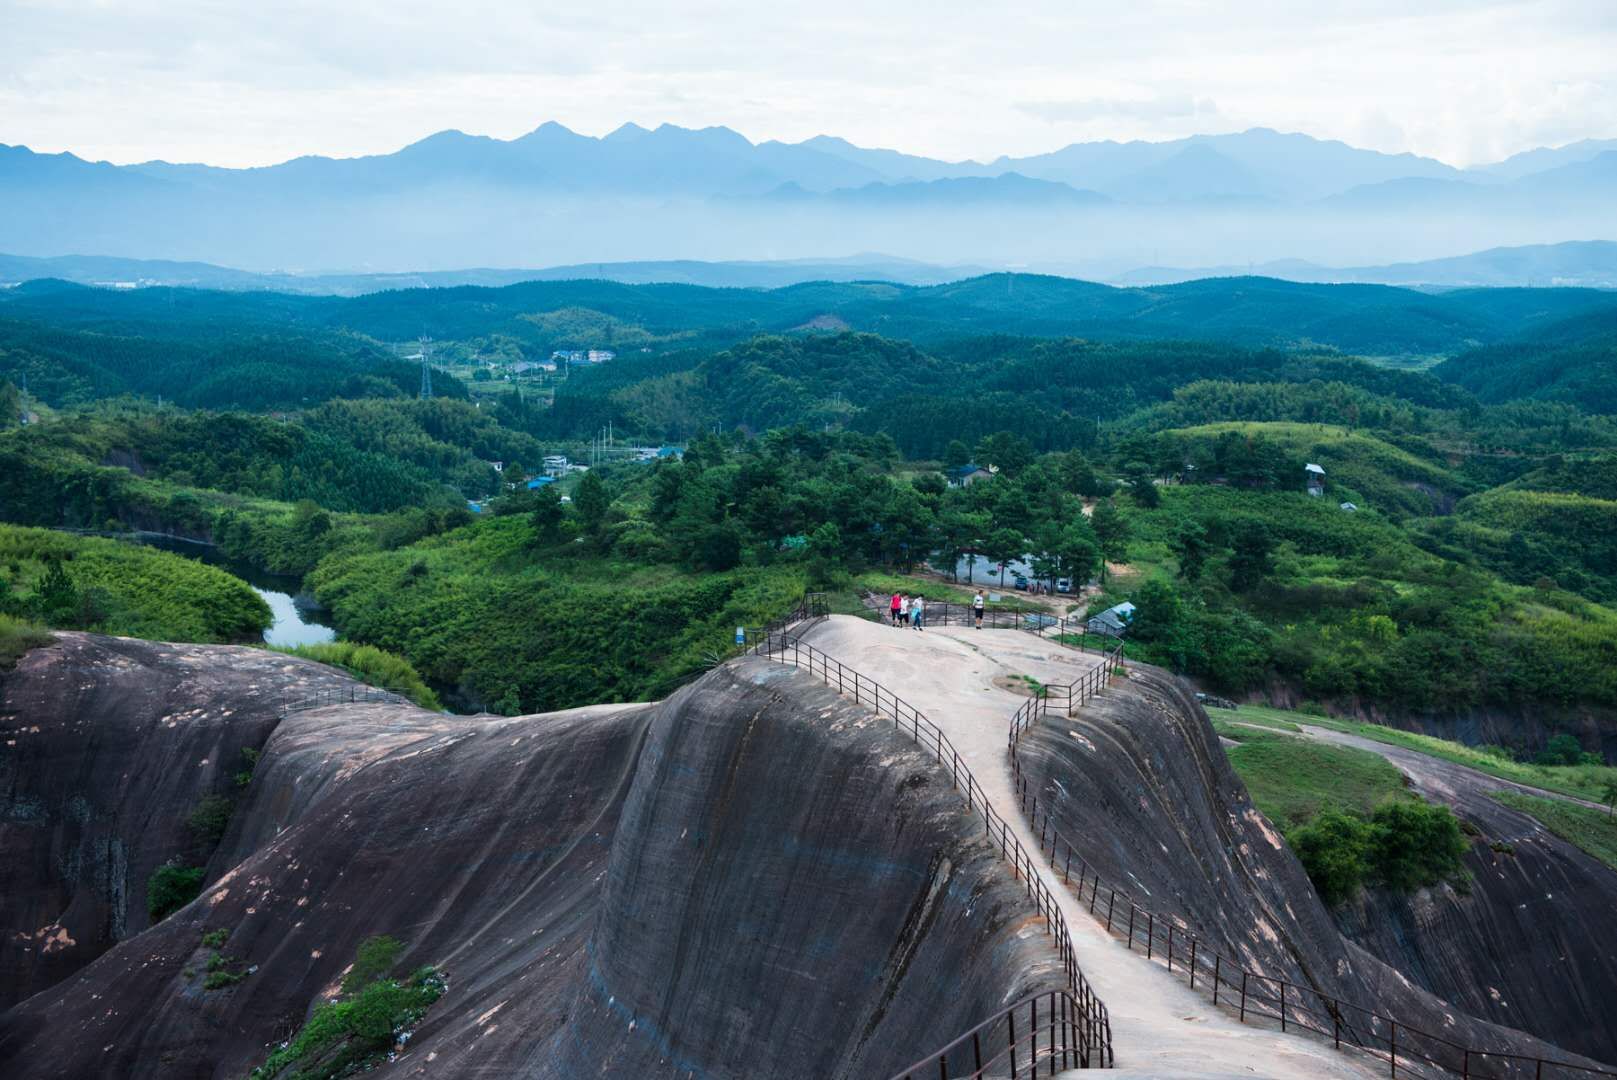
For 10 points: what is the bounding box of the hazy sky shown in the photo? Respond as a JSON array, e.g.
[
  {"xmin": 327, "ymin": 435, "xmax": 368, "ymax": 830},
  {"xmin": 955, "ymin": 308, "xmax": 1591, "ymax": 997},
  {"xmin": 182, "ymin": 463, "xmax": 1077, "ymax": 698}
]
[{"xmin": 3, "ymin": 1, "xmax": 1615, "ymax": 168}]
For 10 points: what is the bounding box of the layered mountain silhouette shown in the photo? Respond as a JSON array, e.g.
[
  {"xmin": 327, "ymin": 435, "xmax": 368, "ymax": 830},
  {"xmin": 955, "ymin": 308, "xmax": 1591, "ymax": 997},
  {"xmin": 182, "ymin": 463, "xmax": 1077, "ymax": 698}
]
[{"xmin": 0, "ymin": 122, "xmax": 1611, "ymax": 271}]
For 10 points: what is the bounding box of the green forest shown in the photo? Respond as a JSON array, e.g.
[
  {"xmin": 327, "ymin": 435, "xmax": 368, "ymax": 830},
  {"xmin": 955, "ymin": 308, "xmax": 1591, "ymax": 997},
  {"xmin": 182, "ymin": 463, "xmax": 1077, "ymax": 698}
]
[{"xmin": 3, "ymin": 273, "xmax": 1615, "ymax": 755}]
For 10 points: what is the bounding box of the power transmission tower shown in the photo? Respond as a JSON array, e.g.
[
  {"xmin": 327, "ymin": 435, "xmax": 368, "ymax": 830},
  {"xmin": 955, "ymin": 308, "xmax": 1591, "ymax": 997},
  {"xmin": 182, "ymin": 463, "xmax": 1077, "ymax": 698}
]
[{"xmin": 417, "ymin": 336, "xmax": 433, "ymax": 399}]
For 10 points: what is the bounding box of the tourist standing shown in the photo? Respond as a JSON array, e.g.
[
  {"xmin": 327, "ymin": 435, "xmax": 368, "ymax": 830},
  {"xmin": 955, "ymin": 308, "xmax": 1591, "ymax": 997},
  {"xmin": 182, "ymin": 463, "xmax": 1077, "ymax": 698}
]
[
  {"xmin": 973, "ymin": 590, "xmax": 985, "ymax": 629},
  {"xmin": 911, "ymin": 595, "xmax": 925, "ymax": 631},
  {"xmin": 890, "ymin": 591, "xmax": 903, "ymax": 626}
]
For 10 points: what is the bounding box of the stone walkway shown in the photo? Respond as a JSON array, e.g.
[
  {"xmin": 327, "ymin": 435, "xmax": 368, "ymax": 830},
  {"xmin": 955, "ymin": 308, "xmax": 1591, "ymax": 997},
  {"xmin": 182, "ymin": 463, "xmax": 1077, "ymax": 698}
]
[{"xmin": 800, "ymin": 615, "xmax": 1380, "ymax": 1079}]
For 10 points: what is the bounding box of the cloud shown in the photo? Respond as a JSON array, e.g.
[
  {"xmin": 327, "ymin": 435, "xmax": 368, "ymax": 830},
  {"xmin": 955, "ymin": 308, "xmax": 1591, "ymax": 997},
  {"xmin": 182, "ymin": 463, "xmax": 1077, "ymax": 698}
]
[{"xmin": 1015, "ymin": 95, "xmax": 1221, "ymax": 124}]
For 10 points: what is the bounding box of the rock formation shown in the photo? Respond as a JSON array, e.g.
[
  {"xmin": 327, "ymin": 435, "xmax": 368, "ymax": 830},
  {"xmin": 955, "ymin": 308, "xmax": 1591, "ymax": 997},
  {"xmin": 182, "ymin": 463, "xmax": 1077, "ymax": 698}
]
[{"xmin": 1, "ymin": 633, "xmax": 1060, "ymax": 1078}]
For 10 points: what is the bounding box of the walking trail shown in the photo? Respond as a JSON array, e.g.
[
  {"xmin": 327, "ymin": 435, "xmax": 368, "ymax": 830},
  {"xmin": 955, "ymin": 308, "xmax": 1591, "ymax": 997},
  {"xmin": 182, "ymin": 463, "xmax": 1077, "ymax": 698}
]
[{"xmin": 801, "ymin": 615, "xmax": 1380, "ymax": 1079}]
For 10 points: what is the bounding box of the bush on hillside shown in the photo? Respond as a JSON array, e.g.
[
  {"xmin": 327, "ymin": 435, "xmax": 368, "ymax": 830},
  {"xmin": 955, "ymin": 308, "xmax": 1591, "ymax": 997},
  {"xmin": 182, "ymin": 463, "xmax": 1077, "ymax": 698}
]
[
  {"xmin": 147, "ymin": 861, "xmax": 205, "ymax": 921},
  {"xmin": 1289, "ymin": 801, "xmax": 1468, "ymax": 904}
]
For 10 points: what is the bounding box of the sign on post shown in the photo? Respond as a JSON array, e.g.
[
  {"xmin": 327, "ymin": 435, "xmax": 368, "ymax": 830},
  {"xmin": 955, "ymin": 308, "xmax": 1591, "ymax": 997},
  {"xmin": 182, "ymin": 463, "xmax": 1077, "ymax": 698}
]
[{"xmin": 735, "ymin": 626, "xmax": 746, "ymax": 645}]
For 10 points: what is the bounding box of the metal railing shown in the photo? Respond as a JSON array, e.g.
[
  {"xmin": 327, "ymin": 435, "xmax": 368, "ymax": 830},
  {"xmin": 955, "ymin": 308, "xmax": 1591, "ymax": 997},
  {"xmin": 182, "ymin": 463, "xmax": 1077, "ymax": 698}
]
[
  {"xmin": 747, "ymin": 628, "xmax": 1112, "ymax": 1074},
  {"xmin": 876, "ymin": 599, "xmax": 1122, "ymax": 650},
  {"xmin": 1003, "ymin": 648, "xmax": 1617, "ymax": 1080},
  {"xmin": 279, "ymin": 684, "xmax": 412, "ymax": 716}
]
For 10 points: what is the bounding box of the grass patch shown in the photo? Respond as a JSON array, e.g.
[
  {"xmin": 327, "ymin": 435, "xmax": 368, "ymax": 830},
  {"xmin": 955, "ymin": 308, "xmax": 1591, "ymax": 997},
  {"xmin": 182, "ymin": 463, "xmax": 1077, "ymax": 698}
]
[
  {"xmin": 203, "ymin": 948, "xmax": 251, "ymax": 990},
  {"xmin": 1205, "ymin": 704, "xmax": 1301, "ymax": 732},
  {"xmin": 1215, "ymin": 724, "xmax": 1413, "ymax": 829},
  {"xmin": 249, "ymin": 936, "xmax": 444, "ymax": 1080},
  {"xmin": 1243, "ymin": 707, "xmax": 1616, "ymax": 804},
  {"xmin": 0, "ymin": 613, "xmax": 51, "ymax": 669},
  {"xmin": 1212, "ymin": 724, "xmax": 1469, "ymax": 904},
  {"xmin": 1493, "ymin": 792, "xmax": 1617, "ymax": 871},
  {"xmin": 272, "ymin": 641, "xmax": 441, "ymax": 710}
]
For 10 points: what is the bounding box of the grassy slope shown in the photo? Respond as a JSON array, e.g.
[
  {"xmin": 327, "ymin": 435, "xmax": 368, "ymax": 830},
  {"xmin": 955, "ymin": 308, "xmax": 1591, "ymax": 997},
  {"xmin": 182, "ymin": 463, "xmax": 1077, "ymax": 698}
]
[
  {"xmin": 0, "ymin": 524, "xmax": 270, "ymax": 642},
  {"xmin": 1211, "ymin": 702, "xmax": 1617, "ymax": 804},
  {"xmin": 1492, "ymin": 792, "xmax": 1617, "ymax": 871},
  {"xmin": 307, "ymin": 514, "xmax": 808, "ymax": 713},
  {"xmin": 1211, "ymin": 720, "xmax": 1413, "ymax": 829}
]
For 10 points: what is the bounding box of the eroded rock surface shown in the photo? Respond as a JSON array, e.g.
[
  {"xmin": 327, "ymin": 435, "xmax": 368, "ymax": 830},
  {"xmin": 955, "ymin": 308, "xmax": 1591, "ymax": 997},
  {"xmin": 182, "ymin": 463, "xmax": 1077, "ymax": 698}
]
[
  {"xmin": 1018, "ymin": 664, "xmax": 1614, "ymax": 1070},
  {"xmin": 1, "ymin": 635, "xmax": 1060, "ymax": 1079}
]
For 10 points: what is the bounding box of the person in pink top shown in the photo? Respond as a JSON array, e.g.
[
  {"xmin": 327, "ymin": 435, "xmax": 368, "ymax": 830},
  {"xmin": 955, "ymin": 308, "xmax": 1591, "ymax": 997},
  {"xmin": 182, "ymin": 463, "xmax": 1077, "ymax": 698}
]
[{"xmin": 890, "ymin": 592, "xmax": 903, "ymax": 626}]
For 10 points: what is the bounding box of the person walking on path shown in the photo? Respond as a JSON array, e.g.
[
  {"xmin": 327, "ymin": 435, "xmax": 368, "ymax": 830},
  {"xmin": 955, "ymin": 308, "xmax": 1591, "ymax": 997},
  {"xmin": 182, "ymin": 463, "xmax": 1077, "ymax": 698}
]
[
  {"xmin": 890, "ymin": 591, "xmax": 903, "ymax": 626},
  {"xmin": 973, "ymin": 590, "xmax": 985, "ymax": 629},
  {"xmin": 898, "ymin": 594, "xmax": 910, "ymax": 628},
  {"xmin": 911, "ymin": 595, "xmax": 925, "ymax": 631}
]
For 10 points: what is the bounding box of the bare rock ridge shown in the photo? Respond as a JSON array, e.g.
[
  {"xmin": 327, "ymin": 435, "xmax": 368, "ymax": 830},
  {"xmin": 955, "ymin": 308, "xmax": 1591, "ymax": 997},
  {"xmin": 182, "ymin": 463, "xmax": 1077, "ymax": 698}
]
[
  {"xmin": 1316, "ymin": 726, "xmax": 1617, "ymax": 1064},
  {"xmin": 0, "ymin": 632, "xmax": 1061, "ymax": 1078},
  {"xmin": 1016, "ymin": 662, "xmax": 1617, "ymax": 1069}
]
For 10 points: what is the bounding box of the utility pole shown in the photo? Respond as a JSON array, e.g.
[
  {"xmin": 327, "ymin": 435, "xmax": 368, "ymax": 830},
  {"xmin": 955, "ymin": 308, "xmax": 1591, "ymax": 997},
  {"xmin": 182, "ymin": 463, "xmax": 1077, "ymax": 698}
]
[{"xmin": 418, "ymin": 336, "xmax": 433, "ymax": 400}]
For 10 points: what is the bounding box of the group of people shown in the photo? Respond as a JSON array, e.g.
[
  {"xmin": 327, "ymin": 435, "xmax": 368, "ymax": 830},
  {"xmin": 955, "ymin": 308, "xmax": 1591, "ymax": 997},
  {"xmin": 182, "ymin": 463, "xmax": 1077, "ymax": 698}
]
[{"xmin": 888, "ymin": 590, "xmax": 989, "ymax": 630}]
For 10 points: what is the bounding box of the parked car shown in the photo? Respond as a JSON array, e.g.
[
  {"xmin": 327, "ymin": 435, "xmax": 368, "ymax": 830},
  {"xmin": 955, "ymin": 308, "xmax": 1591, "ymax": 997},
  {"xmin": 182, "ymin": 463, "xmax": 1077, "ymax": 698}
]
[
  {"xmin": 1055, "ymin": 577, "xmax": 1073, "ymax": 593},
  {"xmin": 1013, "ymin": 574, "xmax": 1029, "ymax": 591}
]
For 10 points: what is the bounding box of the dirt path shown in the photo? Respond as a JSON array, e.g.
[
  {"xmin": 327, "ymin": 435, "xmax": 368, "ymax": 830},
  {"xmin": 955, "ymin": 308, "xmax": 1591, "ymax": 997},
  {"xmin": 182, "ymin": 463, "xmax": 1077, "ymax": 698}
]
[
  {"xmin": 1294, "ymin": 724, "xmax": 1609, "ymax": 814},
  {"xmin": 801, "ymin": 616, "xmax": 1379, "ymax": 1079}
]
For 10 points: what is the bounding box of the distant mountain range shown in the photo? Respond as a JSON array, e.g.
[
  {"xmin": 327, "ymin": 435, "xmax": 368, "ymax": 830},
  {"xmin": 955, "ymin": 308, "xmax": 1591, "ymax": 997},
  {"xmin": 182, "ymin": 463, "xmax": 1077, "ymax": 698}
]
[
  {"xmin": 1, "ymin": 122, "xmax": 1612, "ymax": 271},
  {"xmin": 3, "ymin": 241, "xmax": 1612, "ymax": 296},
  {"xmin": 0, "ymin": 252, "xmax": 993, "ymax": 294},
  {"xmin": 1112, "ymin": 240, "xmax": 1617, "ymax": 288}
]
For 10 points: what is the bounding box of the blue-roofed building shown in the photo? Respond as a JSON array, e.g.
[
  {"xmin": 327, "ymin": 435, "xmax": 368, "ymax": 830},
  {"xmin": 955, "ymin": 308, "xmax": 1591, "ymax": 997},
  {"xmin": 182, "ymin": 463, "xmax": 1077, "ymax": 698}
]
[
  {"xmin": 656, "ymin": 445, "xmax": 686, "ymax": 460},
  {"xmin": 947, "ymin": 463, "xmax": 993, "ymax": 488},
  {"xmin": 467, "ymin": 500, "xmax": 484, "ymax": 513},
  {"xmin": 527, "ymin": 476, "xmax": 556, "ymax": 490}
]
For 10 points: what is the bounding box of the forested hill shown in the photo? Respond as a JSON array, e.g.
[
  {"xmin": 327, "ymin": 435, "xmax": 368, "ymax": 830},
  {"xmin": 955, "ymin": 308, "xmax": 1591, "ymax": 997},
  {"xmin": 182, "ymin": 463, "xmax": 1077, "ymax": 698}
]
[{"xmin": 5, "ymin": 273, "xmax": 1617, "ymax": 360}]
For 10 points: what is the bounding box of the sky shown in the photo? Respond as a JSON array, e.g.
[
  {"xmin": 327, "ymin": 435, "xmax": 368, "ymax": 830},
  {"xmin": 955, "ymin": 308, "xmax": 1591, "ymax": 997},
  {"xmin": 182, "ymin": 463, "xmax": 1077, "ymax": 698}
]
[{"xmin": 2, "ymin": 1, "xmax": 1616, "ymax": 169}]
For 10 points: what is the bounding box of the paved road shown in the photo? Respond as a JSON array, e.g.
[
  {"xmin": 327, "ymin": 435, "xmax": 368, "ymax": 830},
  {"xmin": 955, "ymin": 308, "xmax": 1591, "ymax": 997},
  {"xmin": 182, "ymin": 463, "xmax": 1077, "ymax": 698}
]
[{"xmin": 801, "ymin": 616, "xmax": 1381, "ymax": 1080}]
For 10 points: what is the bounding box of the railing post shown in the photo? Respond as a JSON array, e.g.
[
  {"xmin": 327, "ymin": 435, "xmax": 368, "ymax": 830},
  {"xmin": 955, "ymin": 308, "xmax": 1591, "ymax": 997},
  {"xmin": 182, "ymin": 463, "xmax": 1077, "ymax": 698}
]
[
  {"xmin": 1212, "ymin": 954, "xmax": 1221, "ymax": 1005},
  {"xmin": 1126, "ymin": 905, "xmax": 1135, "ymax": 949},
  {"xmin": 1147, "ymin": 912, "xmax": 1154, "ymax": 959},
  {"xmin": 1031, "ymin": 995, "xmax": 1039, "ymax": 1078},
  {"xmin": 1461, "ymin": 1048, "xmax": 1468, "ymax": 1078},
  {"xmin": 1279, "ymin": 980, "xmax": 1286, "ymax": 1032},
  {"xmin": 1009, "ymin": 1005, "xmax": 1018, "ymax": 1080},
  {"xmin": 1188, "ymin": 938, "xmax": 1197, "ymax": 989},
  {"xmin": 1166, "ymin": 923, "xmax": 1173, "ymax": 972},
  {"xmin": 1389, "ymin": 1020, "xmax": 1396, "ymax": 1077},
  {"xmin": 1106, "ymin": 890, "xmax": 1115, "ymax": 931},
  {"xmin": 1239, "ymin": 971, "xmax": 1248, "ymax": 1022}
]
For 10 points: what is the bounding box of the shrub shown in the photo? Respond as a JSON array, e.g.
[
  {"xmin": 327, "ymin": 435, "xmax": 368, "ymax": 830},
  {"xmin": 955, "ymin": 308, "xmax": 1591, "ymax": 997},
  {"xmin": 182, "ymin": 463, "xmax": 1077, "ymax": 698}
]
[
  {"xmin": 1535, "ymin": 733, "xmax": 1600, "ymax": 767},
  {"xmin": 341, "ymin": 935, "xmax": 405, "ymax": 996},
  {"xmin": 1289, "ymin": 801, "xmax": 1469, "ymax": 904},
  {"xmin": 0, "ymin": 613, "xmax": 51, "ymax": 670},
  {"xmin": 248, "ymin": 944, "xmax": 445, "ymax": 1080},
  {"xmin": 187, "ymin": 794, "xmax": 234, "ymax": 847},
  {"xmin": 234, "ymin": 746, "xmax": 261, "ymax": 788},
  {"xmin": 1368, "ymin": 801, "xmax": 1469, "ymax": 892},
  {"xmin": 147, "ymin": 862, "xmax": 205, "ymax": 921},
  {"xmin": 1289, "ymin": 808, "xmax": 1373, "ymax": 905}
]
